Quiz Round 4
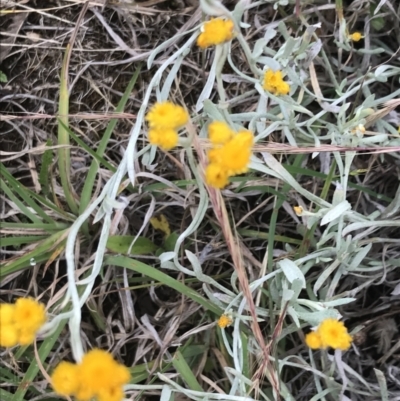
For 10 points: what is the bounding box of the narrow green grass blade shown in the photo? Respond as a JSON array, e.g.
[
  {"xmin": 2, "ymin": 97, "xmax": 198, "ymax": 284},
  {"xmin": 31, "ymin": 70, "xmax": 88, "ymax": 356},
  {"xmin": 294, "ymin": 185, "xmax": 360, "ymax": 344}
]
[
  {"xmin": 58, "ymin": 119, "xmax": 117, "ymax": 173},
  {"xmin": 0, "ymin": 236, "xmax": 48, "ymax": 247},
  {"xmin": 0, "ymin": 179, "xmax": 42, "ymax": 224},
  {"xmin": 0, "ymin": 165, "xmax": 56, "ymax": 223},
  {"xmin": 241, "ymin": 332, "xmax": 250, "ymax": 381},
  {"xmin": 38, "ymin": 139, "xmax": 53, "ymax": 197},
  {"xmin": 12, "ymin": 319, "xmax": 67, "ymax": 401},
  {"xmin": 27, "ymin": 190, "xmax": 74, "ymax": 221},
  {"xmin": 0, "ymin": 366, "xmax": 20, "ymax": 384},
  {"xmin": 238, "ymin": 229, "xmax": 302, "ymax": 245},
  {"xmin": 172, "ymin": 350, "xmax": 203, "ymax": 392},
  {"xmin": 1, "ymin": 252, "xmax": 53, "ymax": 277},
  {"xmin": 1, "ymin": 222, "xmax": 69, "ymax": 230},
  {"xmin": 79, "ymin": 64, "xmax": 141, "ymax": 217},
  {"xmin": 1, "ymin": 163, "xmax": 74, "ymax": 220},
  {"xmin": 129, "ymin": 360, "xmax": 157, "ymax": 384},
  {"xmin": 236, "ymin": 182, "xmax": 286, "ymax": 198},
  {"xmin": 105, "ymin": 255, "xmax": 222, "ymax": 316},
  {"xmin": 0, "ymin": 229, "xmax": 68, "ymax": 276},
  {"xmin": 58, "ymin": 44, "xmax": 78, "ymax": 215},
  {"xmin": 0, "ymin": 389, "xmax": 14, "ymax": 401},
  {"xmin": 106, "ymin": 235, "xmax": 157, "ymax": 254}
]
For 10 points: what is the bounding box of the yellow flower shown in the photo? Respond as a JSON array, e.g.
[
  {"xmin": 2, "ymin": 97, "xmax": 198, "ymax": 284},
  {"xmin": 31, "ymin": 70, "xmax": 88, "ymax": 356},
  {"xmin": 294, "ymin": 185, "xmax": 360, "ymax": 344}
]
[
  {"xmin": 0, "ymin": 324, "xmax": 19, "ymax": 347},
  {"xmin": 263, "ymin": 69, "xmax": 277, "ymax": 93},
  {"xmin": 216, "ymin": 130, "xmax": 253, "ymax": 175},
  {"xmin": 349, "ymin": 32, "xmax": 363, "ymax": 42},
  {"xmin": 208, "ymin": 121, "xmax": 233, "ymax": 144},
  {"xmin": 14, "ymin": 298, "xmax": 46, "ymax": 334},
  {"xmin": 0, "ymin": 303, "xmax": 15, "ymax": 324},
  {"xmin": 75, "ymin": 386, "xmax": 94, "ymax": 401},
  {"xmin": 205, "ymin": 120, "xmax": 254, "ymax": 189},
  {"xmin": 205, "ymin": 163, "xmax": 229, "ymax": 189},
  {"xmin": 305, "ymin": 331, "xmax": 322, "ymax": 349},
  {"xmin": 263, "ymin": 69, "xmax": 290, "ymax": 96},
  {"xmin": 79, "ymin": 349, "xmax": 130, "ymax": 398},
  {"xmin": 98, "ymin": 386, "xmax": 125, "ymax": 401},
  {"xmin": 148, "ymin": 128, "xmax": 179, "ymax": 150},
  {"xmin": 52, "ymin": 349, "xmax": 130, "ymax": 401},
  {"xmin": 275, "ymin": 80, "xmax": 290, "ymax": 96},
  {"xmin": 0, "ymin": 298, "xmax": 46, "ymax": 347},
  {"xmin": 293, "ymin": 206, "xmax": 303, "ymax": 216},
  {"xmin": 18, "ymin": 330, "xmax": 35, "ymax": 346},
  {"xmin": 317, "ymin": 318, "xmax": 352, "ymax": 350},
  {"xmin": 205, "ymin": 124, "xmax": 253, "ymax": 189},
  {"xmin": 51, "ymin": 361, "xmax": 80, "ymax": 396},
  {"xmin": 197, "ymin": 18, "xmax": 234, "ymax": 48},
  {"xmin": 146, "ymin": 101, "xmax": 188, "ymax": 130},
  {"xmin": 217, "ymin": 314, "xmax": 233, "ymax": 328},
  {"xmin": 208, "ymin": 148, "xmax": 220, "ymax": 164}
]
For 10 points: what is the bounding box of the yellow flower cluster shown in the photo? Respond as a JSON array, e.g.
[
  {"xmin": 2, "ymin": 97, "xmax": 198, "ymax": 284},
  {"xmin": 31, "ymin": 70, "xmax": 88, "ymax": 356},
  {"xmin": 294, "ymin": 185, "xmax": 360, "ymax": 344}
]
[
  {"xmin": 217, "ymin": 313, "xmax": 233, "ymax": 329},
  {"xmin": 0, "ymin": 298, "xmax": 46, "ymax": 347},
  {"xmin": 197, "ymin": 18, "xmax": 235, "ymax": 48},
  {"xmin": 305, "ymin": 318, "xmax": 352, "ymax": 351},
  {"xmin": 349, "ymin": 32, "xmax": 363, "ymax": 42},
  {"xmin": 51, "ymin": 349, "xmax": 130, "ymax": 401},
  {"xmin": 263, "ymin": 69, "xmax": 290, "ymax": 96},
  {"xmin": 293, "ymin": 206, "xmax": 303, "ymax": 216},
  {"xmin": 205, "ymin": 121, "xmax": 253, "ymax": 189},
  {"xmin": 145, "ymin": 101, "xmax": 189, "ymax": 150}
]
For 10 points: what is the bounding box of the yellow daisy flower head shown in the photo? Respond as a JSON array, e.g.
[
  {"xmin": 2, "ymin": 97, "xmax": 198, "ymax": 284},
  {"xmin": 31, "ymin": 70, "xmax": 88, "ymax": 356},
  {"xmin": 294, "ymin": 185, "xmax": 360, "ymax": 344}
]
[
  {"xmin": 75, "ymin": 385, "xmax": 94, "ymax": 401},
  {"xmin": 263, "ymin": 69, "xmax": 290, "ymax": 96},
  {"xmin": 148, "ymin": 128, "xmax": 179, "ymax": 150},
  {"xmin": 263, "ymin": 69, "xmax": 277, "ymax": 93},
  {"xmin": 79, "ymin": 349, "xmax": 130, "ymax": 395},
  {"xmin": 217, "ymin": 130, "xmax": 253, "ymax": 175},
  {"xmin": 305, "ymin": 331, "xmax": 322, "ymax": 349},
  {"xmin": 51, "ymin": 361, "xmax": 80, "ymax": 397},
  {"xmin": 317, "ymin": 318, "xmax": 352, "ymax": 351},
  {"xmin": 205, "ymin": 121, "xmax": 254, "ymax": 189},
  {"xmin": 98, "ymin": 386, "xmax": 125, "ymax": 401},
  {"xmin": 205, "ymin": 163, "xmax": 229, "ymax": 189},
  {"xmin": 146, "ymin": 101, "xmax": 188, "ymax": 130},
  {"xmin": 349, "ymin": 32, "xmax": 363, "ymax": 42},
  {"xmin": 208, "ymin": 121, "xmax": 234, "ymax": 144},
  {"xmin": 0, "ymin": 324, "xmax": 19, "ymax": 348},
  {"xmin": 208, "ymin": 148, "xmax": 222, "ymax": 164},
  {"xmin": 293, "ymin": 206, "xmax": 303, "ymax": 216},
  {"xmin": 0, "ymin": 303, "xmax": 15, "ymax": 325},
  {"xmin": 14, "ymin": 297, "xmax": 46, "ymax": 334},
  {"xmin": 52, "ymin": 349, "xmax": 130, "ymax": 401},
  {"xmin": 18, "ymin": 330, "xmax": 36, "ymax": 346},
  {"xmin": 197, "ymin": 18, "xmax": 234, "ymax": 49},
  {"xmin": 0, "ymin": 299, "xmax": 46, "ymax": 347},
  {"xmin": 275, "ymin": 80, "xmax": 290, "ymax": 96},
  {"xmin": 217, "ymin": 313, "xmax": 233, "ymax": 329}
]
